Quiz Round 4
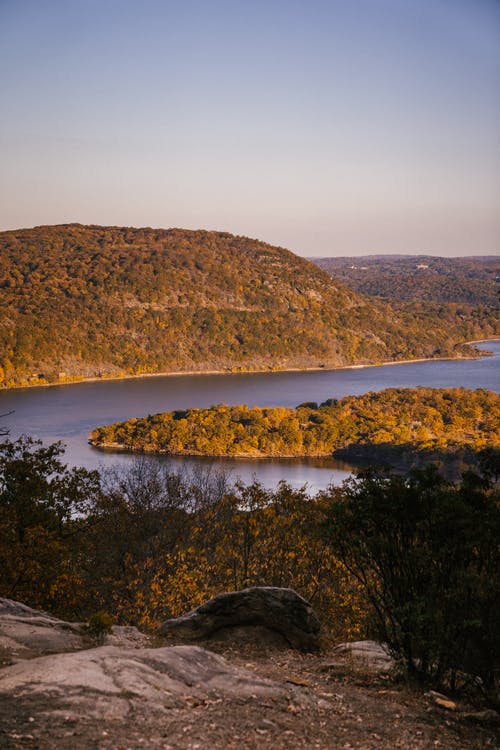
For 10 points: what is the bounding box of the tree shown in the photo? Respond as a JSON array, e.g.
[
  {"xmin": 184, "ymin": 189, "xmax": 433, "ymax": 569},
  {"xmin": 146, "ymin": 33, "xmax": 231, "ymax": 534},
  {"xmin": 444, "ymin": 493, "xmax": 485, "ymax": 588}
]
[
  {"xmin": 0, "ymin": 436, "xmax": 101, "ymax": 615},
  {"xmin": 324, "ymin": 466, "xmax": 500, "ymax": 699}
]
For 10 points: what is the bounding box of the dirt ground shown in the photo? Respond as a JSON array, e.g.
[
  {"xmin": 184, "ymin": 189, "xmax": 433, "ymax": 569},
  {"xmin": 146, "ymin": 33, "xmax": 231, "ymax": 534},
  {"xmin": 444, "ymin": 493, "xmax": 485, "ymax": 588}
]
[{"xmin": 1, "ymin": 638, "xmax": 498, "ymax": 750}]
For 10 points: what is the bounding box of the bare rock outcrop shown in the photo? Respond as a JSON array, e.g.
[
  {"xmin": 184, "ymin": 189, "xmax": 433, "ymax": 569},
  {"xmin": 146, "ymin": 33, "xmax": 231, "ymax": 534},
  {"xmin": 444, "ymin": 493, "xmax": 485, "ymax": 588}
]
[
  {"xmin": 0, "ymin": 644, "xmax": 285, "ymax": 719},
  {"xmin": 0, "ymin": 598, "xmax": 84, "ymax": 660},
  {"xmin": 0, "ymin": 598, "xmax": 149, "ymax": 663},
  {"xmin": 158, "ymin": 586, "xmax": 321, "ymax": 651}
]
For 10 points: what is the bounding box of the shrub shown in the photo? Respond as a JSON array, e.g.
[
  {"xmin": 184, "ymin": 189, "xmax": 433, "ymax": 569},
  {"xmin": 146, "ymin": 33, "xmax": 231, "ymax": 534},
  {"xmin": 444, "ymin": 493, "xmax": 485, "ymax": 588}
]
[
  {"xmin": 324, "ymin": 465, "xmax": 499, "ymax": 700},
  {"xmin": 84, "ymin": 611, "xmax": 114, "ymax": 640}
]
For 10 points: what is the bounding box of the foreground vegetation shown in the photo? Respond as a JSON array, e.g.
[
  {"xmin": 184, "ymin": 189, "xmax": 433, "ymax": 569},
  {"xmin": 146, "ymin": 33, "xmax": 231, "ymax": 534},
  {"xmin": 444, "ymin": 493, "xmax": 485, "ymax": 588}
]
[
  {"xmin": 0, "ymin": 436, "xmax": 498, "ymax": 701},
  {"xmin": 1, "ymin": 225, "xmax": 497, "ymax": 388},
  {"xmin": 90, "ymin": 388, "xmax": 500, "ymax": 473}
]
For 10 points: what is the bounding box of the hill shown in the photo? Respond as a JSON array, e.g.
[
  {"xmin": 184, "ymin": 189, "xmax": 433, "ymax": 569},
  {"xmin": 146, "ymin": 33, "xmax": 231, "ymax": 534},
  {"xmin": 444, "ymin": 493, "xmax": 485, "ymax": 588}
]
[
  {"xmin": 0, "ymin": 225, "xmax": 497, "ymax": 388},
  {"xmin": 314, "ymin": 254, "xmax": 499, "ymax": 305}
]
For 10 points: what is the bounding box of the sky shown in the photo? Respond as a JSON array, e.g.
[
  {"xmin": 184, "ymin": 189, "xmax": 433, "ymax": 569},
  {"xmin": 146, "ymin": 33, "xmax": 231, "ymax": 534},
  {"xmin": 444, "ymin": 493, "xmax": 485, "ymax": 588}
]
[{"xmin": 0, "ymin": 0, "xmax": 499, "ymax": 257}]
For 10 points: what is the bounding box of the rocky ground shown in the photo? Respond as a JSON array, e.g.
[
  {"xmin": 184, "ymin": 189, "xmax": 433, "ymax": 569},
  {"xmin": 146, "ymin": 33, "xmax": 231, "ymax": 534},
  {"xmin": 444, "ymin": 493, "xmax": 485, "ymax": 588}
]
[{"xmin": 0, "ymin": 598, "xmax": 498, "ymax": 750}]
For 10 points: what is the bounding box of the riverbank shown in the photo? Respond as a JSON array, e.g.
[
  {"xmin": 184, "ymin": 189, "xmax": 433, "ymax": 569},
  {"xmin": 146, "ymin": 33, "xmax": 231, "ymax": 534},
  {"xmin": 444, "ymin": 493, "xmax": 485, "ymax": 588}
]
[
  {"xmin": 90, "ymin": 440, "xmax": 335, "ymax": 460},
  {"xmin": 3, "ymin": 342, "xmax": 499, "ymax": 485},
  {"xmin": 3, "ymin": 339, "xmax": 497, "ymax": 392}
]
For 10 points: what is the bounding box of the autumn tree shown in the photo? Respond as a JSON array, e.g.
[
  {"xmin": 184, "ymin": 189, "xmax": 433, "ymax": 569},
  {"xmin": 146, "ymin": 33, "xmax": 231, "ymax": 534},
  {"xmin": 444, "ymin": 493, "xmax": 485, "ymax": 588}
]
[{"xmin": 0, "ymin": 436, "xmax": 101, "ymax": 616}]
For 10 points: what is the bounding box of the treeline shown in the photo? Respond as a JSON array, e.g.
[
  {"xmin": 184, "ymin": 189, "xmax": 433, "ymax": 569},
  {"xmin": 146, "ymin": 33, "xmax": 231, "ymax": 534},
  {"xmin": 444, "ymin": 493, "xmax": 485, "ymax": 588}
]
[
  {"xmin": 1, "ymin": 437, "xmax": 498, "ymax": 699},
  {"xmin": 90, "ymin": 387, "xmax": 500, "ymax": 462},
  {"xmin": 1, "ymin": 225, "xmax": 497, "ymax": 388},
  {"xmin": 315, "ymin": 254, "xmax": 500, "ymax": 306}
]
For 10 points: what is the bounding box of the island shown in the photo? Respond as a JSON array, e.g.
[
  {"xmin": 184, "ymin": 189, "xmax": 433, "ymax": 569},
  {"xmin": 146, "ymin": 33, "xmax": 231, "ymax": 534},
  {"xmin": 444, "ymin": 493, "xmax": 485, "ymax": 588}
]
[{"xmin": 90, "ymin": 387, "xmax": 499, "ymax": 473}]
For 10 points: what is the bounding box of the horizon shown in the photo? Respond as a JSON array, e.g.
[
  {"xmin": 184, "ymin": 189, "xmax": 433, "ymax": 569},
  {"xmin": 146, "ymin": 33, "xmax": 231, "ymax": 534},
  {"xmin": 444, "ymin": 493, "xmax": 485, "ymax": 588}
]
[{"xmin": 1, "ymin": 0, "xmax": 499, "ymax": 257}]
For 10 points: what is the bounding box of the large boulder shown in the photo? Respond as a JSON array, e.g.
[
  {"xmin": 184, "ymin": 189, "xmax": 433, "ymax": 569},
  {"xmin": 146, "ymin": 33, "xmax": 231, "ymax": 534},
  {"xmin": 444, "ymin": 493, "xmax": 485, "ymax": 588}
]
[
  {"xmin": 158, "ymin": 587, "xmax": 321, "ymax": 651},
  {"xmin": 0, "ymin": 598, "xmax": 84, "ymax": 660}
]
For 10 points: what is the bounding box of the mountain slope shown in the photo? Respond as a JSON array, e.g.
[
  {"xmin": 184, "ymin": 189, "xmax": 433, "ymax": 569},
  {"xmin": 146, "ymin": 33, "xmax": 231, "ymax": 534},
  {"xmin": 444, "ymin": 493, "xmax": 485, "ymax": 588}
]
[
  {"xmin": 314, "ymin": 254, "xmax": 500, "ymax": 305},
  {"xmin": 0, "ymin": 224, "xmax": 493, "ymax": 387}
]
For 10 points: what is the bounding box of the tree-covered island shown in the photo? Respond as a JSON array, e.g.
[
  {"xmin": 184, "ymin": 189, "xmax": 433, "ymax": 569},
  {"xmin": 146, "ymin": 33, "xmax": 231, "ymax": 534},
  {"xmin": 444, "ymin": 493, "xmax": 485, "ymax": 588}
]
[{"xmin": 90, "ymin": 387, "xmax": 499, "ymax": 470}]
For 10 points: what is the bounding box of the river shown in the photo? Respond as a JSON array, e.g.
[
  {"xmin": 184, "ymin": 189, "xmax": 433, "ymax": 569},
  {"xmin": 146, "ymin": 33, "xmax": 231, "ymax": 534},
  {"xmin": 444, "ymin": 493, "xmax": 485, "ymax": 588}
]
[{"xmin": 0, "ymin": 341, "xmax": 498, "ymax": 492}]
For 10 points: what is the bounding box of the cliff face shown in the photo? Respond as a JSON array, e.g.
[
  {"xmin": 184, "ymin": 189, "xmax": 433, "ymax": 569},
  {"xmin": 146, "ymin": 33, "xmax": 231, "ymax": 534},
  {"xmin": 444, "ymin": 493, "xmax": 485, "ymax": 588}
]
[{"xmin": 0, "ymin": 224, "xmax": 485, "ymax": 387}]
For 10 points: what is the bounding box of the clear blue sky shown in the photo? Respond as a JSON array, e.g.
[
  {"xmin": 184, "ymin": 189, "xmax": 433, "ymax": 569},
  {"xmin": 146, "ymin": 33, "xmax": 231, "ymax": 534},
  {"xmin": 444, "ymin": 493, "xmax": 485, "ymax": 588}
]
[{"xmin": 1, "ymin": 0, "xmax": 499, "ymax": 256}]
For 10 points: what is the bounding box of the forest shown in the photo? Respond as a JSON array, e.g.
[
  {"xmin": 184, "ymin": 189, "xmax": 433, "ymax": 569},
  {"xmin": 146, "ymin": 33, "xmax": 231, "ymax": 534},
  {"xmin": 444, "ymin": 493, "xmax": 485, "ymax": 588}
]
[
  {"xmin": 314, "ymin": 254, "xmax": 499, "ymax": 305},
  {"xmin": 0, "ymin": 225, "xmax": 497, "ymax": 388},
  {"xmin": 90, "ymin": 387, "xmax": 499, "ymax": 472}
]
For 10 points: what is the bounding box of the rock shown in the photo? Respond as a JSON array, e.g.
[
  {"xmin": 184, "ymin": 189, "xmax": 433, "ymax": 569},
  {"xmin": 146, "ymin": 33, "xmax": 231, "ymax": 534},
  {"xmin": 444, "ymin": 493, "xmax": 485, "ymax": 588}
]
[
  {"xmin": 317, "ymin": 698, "xmax": 333, "ymax": 710},
  {"xmin": 285, "ymin": 675, "xmax": 311, "ymax": 686},
  {"xmin": 0, "ymin": 598, "xmax": 84, "ymax": 659},
  {"xmin": 463, "ymin": 709, "xmax": 500, "ymax": 726},
  {"xmin": 435, "ymin": 697, "xmax": 457, "ymax": 711},
  {"xmin": 105, "ymin": 625, "xmax": 150, "ymax": 648},
  {"xmin": 158, "ymin": 587, "xmax": 321, "ymax": 652},
  {"xmin": 0, "ymin": 598, "xmax": 151, "ymax": 661},
  {"xmin": 0, "ymin": 644, "xmax": 286, "ymax": 719},
  {"xmin": 425, "ymin": 690, "xmax": 457, "ymax": 711},
  {"xmin": 323, "ymin": 641, "xmax": 395, "ymax": 673},
  {"xmin": 258, "ymin": 718, "xmax": 279, "ymax": 731}
]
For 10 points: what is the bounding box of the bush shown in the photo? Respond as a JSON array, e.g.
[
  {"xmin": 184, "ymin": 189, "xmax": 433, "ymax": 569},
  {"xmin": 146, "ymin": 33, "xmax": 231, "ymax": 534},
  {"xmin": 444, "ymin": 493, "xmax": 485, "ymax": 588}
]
[
  {"xmin": 84, "ymin": 611, "xmax": 114, "ymax": 639},
  {"xmin": 324, "ymin": 465, "xmax": 500, "ymax": 699}
]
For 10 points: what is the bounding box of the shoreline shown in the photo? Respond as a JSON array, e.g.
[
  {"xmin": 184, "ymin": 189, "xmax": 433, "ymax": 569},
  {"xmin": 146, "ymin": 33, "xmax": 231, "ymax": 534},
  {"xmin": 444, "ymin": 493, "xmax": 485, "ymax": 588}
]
[
  {"xmin": 2, "ymin": 338, "xmax": 498, "ymax": 393},
  {"xmin": 90, "ymin": 442, "xmax": 344, "ymax": 461},
  {"xmin": 89, "ymin": 440, "xmax": 486, "ymax": 469}
]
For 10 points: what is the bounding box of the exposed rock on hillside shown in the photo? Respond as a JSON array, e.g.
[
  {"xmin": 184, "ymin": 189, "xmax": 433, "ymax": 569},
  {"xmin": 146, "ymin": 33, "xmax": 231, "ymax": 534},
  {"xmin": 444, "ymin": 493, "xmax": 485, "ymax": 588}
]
[
  {"xmin": 322, "ymin": 640, "xmax": 395, "ymax": 675},
  {"xmin": 0, "ymin": 598, "xmax": 84, "ymax": 661},
  {"xmin": 0, "ymin": 644, "xmax": 285, "ymax": 719},
  {"xmin": 0, "ymin": 598, "xmax": 149, "ymax": 664},
  {"xmin": 158, "ymin": 586, "xmax": 321, "ymax": 651}
]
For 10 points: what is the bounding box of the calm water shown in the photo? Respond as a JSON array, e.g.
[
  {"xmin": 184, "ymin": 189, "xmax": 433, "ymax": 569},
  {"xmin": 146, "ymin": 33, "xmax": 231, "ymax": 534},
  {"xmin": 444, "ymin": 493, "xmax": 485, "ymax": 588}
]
[{"xmin": 1, "ymin": 341, "xmax": 498, "ymax": 492}]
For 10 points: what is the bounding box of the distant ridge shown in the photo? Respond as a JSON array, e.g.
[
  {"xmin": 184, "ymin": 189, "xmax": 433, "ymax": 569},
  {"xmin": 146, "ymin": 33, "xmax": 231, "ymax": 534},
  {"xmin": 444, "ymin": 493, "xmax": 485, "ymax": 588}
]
[
  {"xmin": 314, "ymin": 254, "xmax": 500, "ymax": 305},
  {"xmin": 0, "ymin": 225, "xmax": 496, "ymax": 387}
]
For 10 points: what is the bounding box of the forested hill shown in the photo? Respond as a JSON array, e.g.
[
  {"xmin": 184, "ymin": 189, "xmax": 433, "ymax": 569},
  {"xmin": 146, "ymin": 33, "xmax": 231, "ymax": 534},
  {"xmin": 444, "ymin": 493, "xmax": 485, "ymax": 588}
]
[
  {"xmin": 0, "ymin": 224, "xmax": 496, "ymax": 388},
  {"xmin": 314, "ymin": 254, "xmax": 499, "ymax": 305}
]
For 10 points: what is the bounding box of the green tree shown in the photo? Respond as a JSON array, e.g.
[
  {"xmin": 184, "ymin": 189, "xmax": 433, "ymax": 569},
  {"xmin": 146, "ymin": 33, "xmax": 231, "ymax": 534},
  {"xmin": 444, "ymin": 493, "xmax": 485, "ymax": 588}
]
[{"xmin": 0, "ymin": 436, "xmax": 101, "ymax": 615}]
